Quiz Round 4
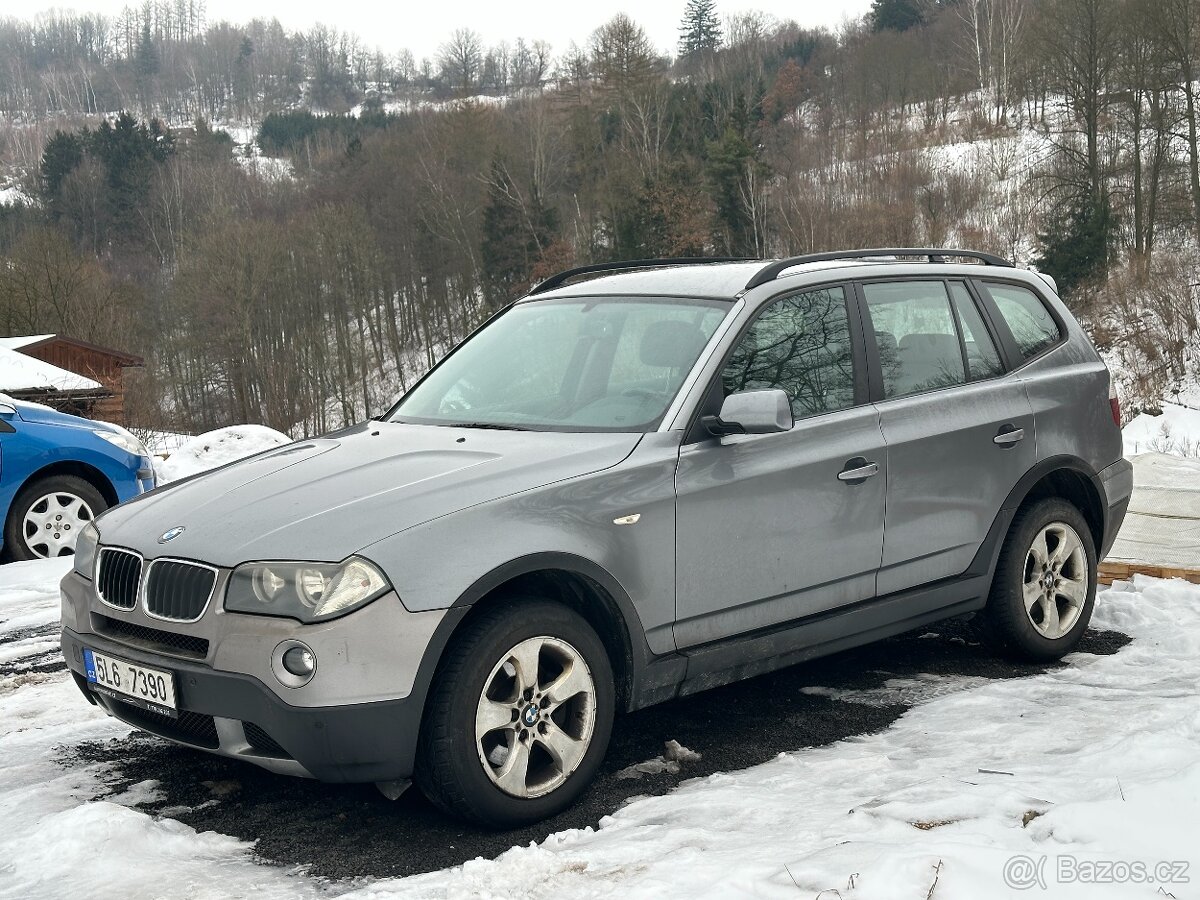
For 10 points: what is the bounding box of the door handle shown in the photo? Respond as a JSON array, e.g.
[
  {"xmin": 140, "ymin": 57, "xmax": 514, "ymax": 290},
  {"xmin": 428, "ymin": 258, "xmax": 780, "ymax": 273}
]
[
  {"xmin": 993, "ymin": 426, "xmax": 1025, "ymax": 446},
  {"xmin": 837, "ymin": 460, "xmax": 879, "ymax": 482}
]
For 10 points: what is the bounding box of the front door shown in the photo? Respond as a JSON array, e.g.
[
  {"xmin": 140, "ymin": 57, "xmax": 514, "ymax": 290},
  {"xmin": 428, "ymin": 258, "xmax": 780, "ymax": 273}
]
[{"xmin": 674, "ymin": 285, "xmax": 887, "ymax": 648}]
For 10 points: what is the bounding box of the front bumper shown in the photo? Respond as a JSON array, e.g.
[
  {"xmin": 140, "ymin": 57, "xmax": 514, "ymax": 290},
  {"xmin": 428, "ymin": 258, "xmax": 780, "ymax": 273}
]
[
  {"xmin": 62, "ymin": 625, "xmax": 424, "ymax": 782},
  {"xmin": 59, "ymin": 566, "xmax": 456, "ymax": 783}
]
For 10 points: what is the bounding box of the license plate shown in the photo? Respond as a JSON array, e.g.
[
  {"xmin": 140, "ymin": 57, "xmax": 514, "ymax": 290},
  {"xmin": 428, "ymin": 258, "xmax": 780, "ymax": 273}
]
[{"xmin": 83, "ymin": 648, "xmax": 177, "ymax": 717}]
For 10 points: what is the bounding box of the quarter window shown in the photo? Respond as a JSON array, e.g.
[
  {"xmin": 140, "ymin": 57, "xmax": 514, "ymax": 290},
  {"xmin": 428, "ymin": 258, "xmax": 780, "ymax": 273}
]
[
  {"xmin": 862, "ymin": 281, "xmax": 966, "ymax": 399},
  {"xmin": 721, "ymin": 286, "xmax": 856, "ymax": 419},
  {"xmin": 983, "ymin": 282, "xmax": 1062, "ymax": 360}
]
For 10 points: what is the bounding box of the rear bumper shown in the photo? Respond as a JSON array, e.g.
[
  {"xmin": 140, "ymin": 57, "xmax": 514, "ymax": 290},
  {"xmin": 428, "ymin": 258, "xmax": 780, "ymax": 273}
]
[
  {"xmin": 61, "ymin": 626, "xmax": 423, "ymax": 783},
  {"xmin": 1097, "ymin": 457, "xmax": 1134, "ymax": 558}
]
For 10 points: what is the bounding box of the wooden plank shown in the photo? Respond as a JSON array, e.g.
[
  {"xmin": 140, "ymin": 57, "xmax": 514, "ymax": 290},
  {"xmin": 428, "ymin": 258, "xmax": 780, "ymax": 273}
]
[{"xmin": 1099, "ymin": 561, "xmax": 1200, "ymax": 585}]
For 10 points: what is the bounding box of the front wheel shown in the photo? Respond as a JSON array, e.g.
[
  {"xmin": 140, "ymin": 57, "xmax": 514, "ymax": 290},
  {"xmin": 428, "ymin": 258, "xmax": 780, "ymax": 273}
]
[
  {"xmin": 415, "ymin": 599, "xmax": 615, "ymax": 827},
  {"xmin": 4, "ymin": 475, "xmax": 107, "ymax": 560},
  {"xmin": 977, "ymin": 497, "xmax": 1097, "ymax": 661}
]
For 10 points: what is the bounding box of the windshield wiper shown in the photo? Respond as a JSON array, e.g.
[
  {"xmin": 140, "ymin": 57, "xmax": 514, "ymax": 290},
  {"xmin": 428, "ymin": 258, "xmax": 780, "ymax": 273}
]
[{"xmin": 443, "ymin": 421, "xmax": 530, "ymax": 431}]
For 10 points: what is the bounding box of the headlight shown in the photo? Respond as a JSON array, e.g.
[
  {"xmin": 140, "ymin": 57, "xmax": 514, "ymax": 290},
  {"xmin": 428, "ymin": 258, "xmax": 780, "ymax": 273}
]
[
  {"xmin": 94, "ymin": 429, "xmax": 147, "ymax": 457},
  {"xmin": 73, "ymin": 522, "xmax": 99, "ymax": 579},
  {"xmin": 225, "ymin": 557, "xmax": 390, "ymax": 623}
]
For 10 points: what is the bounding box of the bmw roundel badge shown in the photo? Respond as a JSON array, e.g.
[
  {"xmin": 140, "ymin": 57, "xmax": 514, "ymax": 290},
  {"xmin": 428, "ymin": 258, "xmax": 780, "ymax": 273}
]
[{"xmin": 158, "ymin": 526, "xmax": 186, "ymax": 543}]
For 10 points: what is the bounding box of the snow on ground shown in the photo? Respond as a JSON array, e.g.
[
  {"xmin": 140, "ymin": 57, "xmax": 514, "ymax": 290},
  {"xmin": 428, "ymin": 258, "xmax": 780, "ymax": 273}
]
[
  {"xmin": 1124, "ymin": 401, "xmax": 1200, "ymax": 457},
  {"xmin": 0, "ymin": 184, "xmax": 30, "ymax": 206},
  {"xmin": 154, "ymin": 425, "xmax": 292, "ymax": 483},
  {"xmin": 0, "ymin": 557, "xmax": 71, "ymax": 637},
  {"xmin": 234, "ymin": 155, "xmax": 293, "ymax": 181},
  {"xmin": 135, "ymin": 429, "xmax": 192, "ymax": 458},
  {"xmin": 923, "ymin": 127, "xmax": 1054, "ymax": 186},
  {"xmin": 2, "ymin": 559, "xmax": 1200, "ymax": 896},
  {"xmin": 0, "ymin": 559, "xmax": 321, "ymax": 900}
]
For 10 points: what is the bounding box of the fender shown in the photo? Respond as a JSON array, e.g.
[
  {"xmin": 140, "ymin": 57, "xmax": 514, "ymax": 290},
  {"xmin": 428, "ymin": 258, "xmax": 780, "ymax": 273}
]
[
  {"xmin": 413, "ymin": 552, "xmax": 685, "ymax": 715},
  {"xmin": 964, "ymin": 453, "xmax": 1105, "ymax": 579}
]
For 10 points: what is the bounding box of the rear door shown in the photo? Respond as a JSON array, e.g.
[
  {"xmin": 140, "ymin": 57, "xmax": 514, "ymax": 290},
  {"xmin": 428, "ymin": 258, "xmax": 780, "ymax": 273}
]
[
  {"xmin": 673, "ymin": 284, "xmax": 886, "ymax": 647},
  {"xmin": 859, "ymin": 278, "xmax": 1035, "ymax": 595}
]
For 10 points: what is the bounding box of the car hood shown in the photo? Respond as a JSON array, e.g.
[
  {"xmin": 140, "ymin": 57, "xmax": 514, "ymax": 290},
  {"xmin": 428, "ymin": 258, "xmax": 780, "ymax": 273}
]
[
  {"xmin": 96, "ymin": 422, "xmax": 642, "ymax": 567},
  {"xmin": 7, "ymin": 397, "xmax": 106, "ymax": 431}
]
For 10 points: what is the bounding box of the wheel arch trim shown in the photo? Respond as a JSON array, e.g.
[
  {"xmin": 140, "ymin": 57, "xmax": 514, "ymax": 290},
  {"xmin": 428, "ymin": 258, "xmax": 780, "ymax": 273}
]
[
  {"xmin": 14, "ymin": 460, "xmax": 119, "ymax": 508},
  {"xmin": 967, "ymin": 454, "xmax": 1108, "ymax": 579},
  {"xmin": 410, "ymin": 552, "xmax": 679, "ymax": 718}
]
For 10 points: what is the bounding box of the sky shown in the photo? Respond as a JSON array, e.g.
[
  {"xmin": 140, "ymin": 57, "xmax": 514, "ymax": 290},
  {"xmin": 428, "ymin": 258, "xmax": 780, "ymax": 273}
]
[{"xmin": 17, "ymin": 1, "xmax": 874, "ymax": 61}]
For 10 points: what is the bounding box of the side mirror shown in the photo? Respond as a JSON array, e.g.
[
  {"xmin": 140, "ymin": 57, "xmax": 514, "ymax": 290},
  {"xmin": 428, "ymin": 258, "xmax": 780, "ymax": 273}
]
[{"xmin": 702, "ymin": 389, "xmax": 794, "ymax": 437}]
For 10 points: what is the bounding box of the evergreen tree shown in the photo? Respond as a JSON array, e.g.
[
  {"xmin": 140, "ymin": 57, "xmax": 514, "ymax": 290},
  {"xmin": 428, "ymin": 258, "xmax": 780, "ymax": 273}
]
[
  {"xmin": 135, "ymin": 21, "xmax": 159, "ymax": 78},
  {"xmin": 871, "ymin": 0, "xmax": 924, "ymax": 32},
  {"xmin": 189, "ymin": 118, "xmax": 234, "ymax": 161},
  {"xmin": 678, "ymin": 0, "xmax": 723, "ymax": 59},
  {"xmin": 39, "ymin": 131, "xmax": 84, "ymax": 211},
  {"xmin": 1034, "ymin": 195, "xmax": 1116, "ymax": 297},
  {"xmin": 705, "ymin": 124, "xmax": 765, "ymax": 256},
  {"xmin": 480, "ymin": 159, "xmax": 558, "ymax": 309},
  {"xmin": 83, "ymin": 112, "xmax": 175, "ymax": 245},
  {"xmin": 233, "ymin": 37, "xmax": 254, "ymax": 117}
]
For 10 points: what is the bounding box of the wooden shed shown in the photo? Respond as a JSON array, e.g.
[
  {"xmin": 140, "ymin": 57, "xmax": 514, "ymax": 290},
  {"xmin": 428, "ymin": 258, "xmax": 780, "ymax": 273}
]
[{"xmin": 0, "ymin": 335, "xmax": 144, "ymax": 422}]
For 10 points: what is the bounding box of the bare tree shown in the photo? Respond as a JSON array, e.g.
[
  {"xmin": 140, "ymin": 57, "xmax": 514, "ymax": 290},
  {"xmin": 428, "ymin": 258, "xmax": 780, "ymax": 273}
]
[
  {"xmin": 590, "ymin": 14, "xmax": 657, "ymax": 97},
  {"xmin": 438, "ymin": 27, "xmax": 483, "ymax": 94}
]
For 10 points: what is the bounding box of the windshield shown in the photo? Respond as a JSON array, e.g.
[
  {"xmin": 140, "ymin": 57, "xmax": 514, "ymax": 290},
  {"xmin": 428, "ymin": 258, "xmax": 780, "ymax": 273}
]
[{"xmin": 391, "ymin": 297, "xmax": 730, "ymax": 432}]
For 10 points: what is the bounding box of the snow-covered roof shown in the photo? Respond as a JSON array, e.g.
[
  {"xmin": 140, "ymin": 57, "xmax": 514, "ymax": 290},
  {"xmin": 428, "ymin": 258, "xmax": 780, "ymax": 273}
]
[
  {"xmin": 0, "ymin": 335, "xmax": 55, "ymax": 351},
  {"xmin": 0, "ymin": 345, "xmax": 102, "ymax": 392}
]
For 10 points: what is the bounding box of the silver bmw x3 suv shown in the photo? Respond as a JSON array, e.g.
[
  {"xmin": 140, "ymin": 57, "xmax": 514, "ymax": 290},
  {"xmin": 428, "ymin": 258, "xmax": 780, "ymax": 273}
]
[{"xmin": 61, "ymin": 249, "xmax": 1132, "ymax": 827}]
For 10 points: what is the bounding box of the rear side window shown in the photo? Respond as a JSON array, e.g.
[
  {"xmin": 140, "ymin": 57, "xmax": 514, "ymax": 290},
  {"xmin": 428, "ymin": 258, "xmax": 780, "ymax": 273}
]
[
  {"xmin": 862, "ymin": 281, "xmax": 965, "ymax": 399},
  {"xmin": 721, "ymin": 286, "xmax": 856, "ymax": 419},
  {"xmin": 982, "ymin": 282, "xmax": 1062, "ymax": 360}
]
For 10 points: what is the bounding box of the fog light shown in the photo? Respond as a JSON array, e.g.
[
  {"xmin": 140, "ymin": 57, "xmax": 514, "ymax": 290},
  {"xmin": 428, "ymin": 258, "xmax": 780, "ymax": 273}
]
[
  {"xmin": 272, "ymin": 640, "xmax": 317, "ymax": 687},
  {"xmin": 282, "ymin": 645, "xmax": 315, "ymax": 677}
]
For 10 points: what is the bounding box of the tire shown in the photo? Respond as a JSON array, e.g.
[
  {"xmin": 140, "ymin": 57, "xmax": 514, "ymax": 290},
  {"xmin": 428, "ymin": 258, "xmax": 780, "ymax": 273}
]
[
  {"xmin": 4, "ymin": 475, "xmax": 108, "ymax": 561},
  {"xmin": 977, "ymin": 497, "xmax": 1097, "ymax": 661},
  {"xmin": 415, "ymin": 598, "xmax": 615, "ymax": 828}
]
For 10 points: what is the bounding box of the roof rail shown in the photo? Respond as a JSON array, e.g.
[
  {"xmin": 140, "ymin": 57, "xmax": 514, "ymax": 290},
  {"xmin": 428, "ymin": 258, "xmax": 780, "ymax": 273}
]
[
  {"xmin": 743, "ymin": 248, "xmax": 1014, "ymax": 292},
  {"xmin": 527, "ymin": 257, "xmax": 753, "ymax": 296}
]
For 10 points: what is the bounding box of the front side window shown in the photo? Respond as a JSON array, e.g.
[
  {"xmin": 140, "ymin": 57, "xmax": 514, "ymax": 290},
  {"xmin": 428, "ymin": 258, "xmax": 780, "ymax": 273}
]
[
  {"xmin": 863, "ymin": 281, "xmax": 966, "ymax": 399},
  {"xmin": 391, "ymin": 297, "xmax": 728, "ymax": 431},
  {"xmin": 982, "ymin": 281, "xmax": 1062, "ymax": 360},
  {"xmin": 721, "ymin": 286, "xmax": 856, "ymax": 419}
]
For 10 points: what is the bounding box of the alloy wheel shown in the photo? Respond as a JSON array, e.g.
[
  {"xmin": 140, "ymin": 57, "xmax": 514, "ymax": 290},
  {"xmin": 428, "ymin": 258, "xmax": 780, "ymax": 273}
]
[
  {"xmin": 1022, "ymin": 521, "xmax": 1088, "ymax": 640},
  {"xmin": 474, "ymin": 635, "xmax": 597, "ymax": 799}
]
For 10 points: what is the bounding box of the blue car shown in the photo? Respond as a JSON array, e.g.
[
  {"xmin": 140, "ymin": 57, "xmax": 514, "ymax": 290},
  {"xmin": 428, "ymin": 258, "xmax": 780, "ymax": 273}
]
[{"xmin": 0, "ymin": 397, "xmax": 154, "ymax": 560}]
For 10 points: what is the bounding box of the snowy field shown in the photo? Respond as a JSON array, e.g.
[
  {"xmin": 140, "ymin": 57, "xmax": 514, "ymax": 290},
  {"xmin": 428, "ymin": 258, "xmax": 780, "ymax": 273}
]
[
  {"xmin": 1, "ymin": 557, "xmax": 1198, "ymax": 898},
  {"xmin": 1123, "ymin": 401, "xmax": 1200, "ymax": 457}
]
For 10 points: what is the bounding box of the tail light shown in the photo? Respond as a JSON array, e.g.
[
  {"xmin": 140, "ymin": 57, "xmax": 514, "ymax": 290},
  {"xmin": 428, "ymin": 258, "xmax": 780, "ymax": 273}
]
[{"xmin": 1108, "ymin": 377, "xmax": 1121, "ymax": 427}]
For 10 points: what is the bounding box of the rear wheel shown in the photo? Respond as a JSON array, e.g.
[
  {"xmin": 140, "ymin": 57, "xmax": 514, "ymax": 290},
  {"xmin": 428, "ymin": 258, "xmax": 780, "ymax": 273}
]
[
  {"xmin": 4, "ymin": 475, "xmax": 107, "ymax": 560},
  {"xmin": 415, "ymin": 599, "xmax": 614, "ymax": 827},
  {"xmin": 978, "ymin": 497, "xmax": 1097, "ymax": 660}
]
